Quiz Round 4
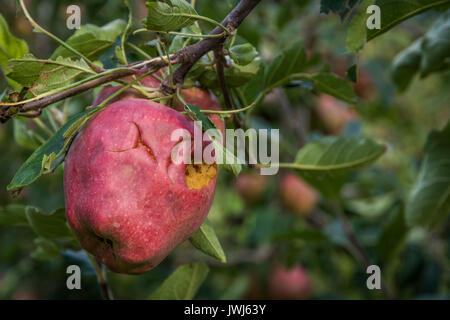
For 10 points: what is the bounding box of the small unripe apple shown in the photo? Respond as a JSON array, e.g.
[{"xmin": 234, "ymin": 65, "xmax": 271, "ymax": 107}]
[
  {"xmin": 280, "ymin": 173, "xmax": 317, "ymax": 217},
  {"xmin": 64, "ymin": 98, "xmax": 217, "ymax": 274},
  {"xmin": 268, "ymin": 264, "xmax": 312, "ymax": 300},
  {"xmin": 315, "ymin": 95, "xmax": 358, "ymax": 135},
  {"xmin": 235, "ymin": 172, "xmax": 269, "ymax": 204}
]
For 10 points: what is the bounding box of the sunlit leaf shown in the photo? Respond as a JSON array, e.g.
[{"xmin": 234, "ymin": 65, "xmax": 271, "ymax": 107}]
[
  {"xmin": 293, "ymin": 136, "xmax": 386, "ymax": 196},
  {"xmin": 0, "ymin": 13, "xmax": 28, "ymax": 69},
  {"xmin": 190, "ymin": 220, "xmax": 226, "ymax": 263},
  {"xmin": 7, "ymin": 108, "xmax": 101, "ymax": 191},
  {"xmin": 312, "ymin": 73, "xmax": 357, "ymax": 103},
  {"xmin": 6, "ymin": 55, "xmax": 93, "ymax": 96},
  {"xmin": 25, "ymin": 207, "xmax": 72, "ymax": 239},
  {"xmin": 144, "ymin": 0, "xmax": 198, "ymax": 32},
  {"xmin": 51, "ymin": 19, "xmax": 126, "ymax": 60}
]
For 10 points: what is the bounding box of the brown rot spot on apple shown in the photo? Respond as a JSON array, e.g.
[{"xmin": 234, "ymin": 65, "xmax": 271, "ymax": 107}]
[{"xmin": 185, "ymin": 163, "xmax": 217, "ymax": 190}]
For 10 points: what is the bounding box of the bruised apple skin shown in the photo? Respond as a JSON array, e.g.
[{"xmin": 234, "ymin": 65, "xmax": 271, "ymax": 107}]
[
  {"xmin": 64, "ymin": 98, "xmax": 217, "ymax": 274},
  {"xmin": 93, "ymin": 75, "xmax": 225, "ymax": 135}
]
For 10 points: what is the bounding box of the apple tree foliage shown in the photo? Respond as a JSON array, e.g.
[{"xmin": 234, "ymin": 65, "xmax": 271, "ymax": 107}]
[{"xmin": 0, "ymin": 0, "xmax": 449, "ymax": 299}]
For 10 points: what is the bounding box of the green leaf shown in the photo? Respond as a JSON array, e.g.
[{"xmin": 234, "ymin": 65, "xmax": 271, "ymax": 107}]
[
  {"xmin": 346, "ymin": 64, "xmax": 358, "ymax": 83},
  {"xmin": 391, "ymin": 12, "xmax": 450, "ymax": 91},
  {"xmin": 345, "ymin": 192, "xmax": 397, "ymax": 218},
  {"xmin": 367, "ymin": 0, "xmax": 450, "ymax": 41},
  {"xmin": 312, "ymin": 73, "xmax": 357, "ymax": 103},
  {"xmin": 241, "ymin": 66, "xmax": 265, "ymax": 104},
  {"xmin": 420, "ymin": 11, "xmax": 450, "ymax": 77},
  {"xmin": 25, "ymin": 207, "xmax": 72, "ymax": 239},
  {"xmin": 376, "ymin": 204, "xmax": 409, "ymax": 261},
  {"xmin": 199, "ymin": 58, "xmax": 261, "ymax": 89},
  {"xmin": 293, "ymin": 136, "xmax": 386, "ymax": 196},
  {"xmin": 169, "ymin": 25, "xmax": 203, "ymax": 53},
  {"xmin": 148, "ymin": 262, "xmax": 209, "ymax": 300},
  {"xmin": 183, "ymin": 104, "xmax": 242, "ymax": 176},
  {"xmin": 346, "ymin": 0, "xmax": 376, "ymax": 52},
  {"xmin": 391, "ymin": 39, "xmax": 422, "ymax": 92},
  {"xmin": 263, "ymin": 39, "xmax": 307, "ymax": 90},
  {"xmin": 190, "ymin": 220, "xmax": 226, "ymax": 263},
  {"xmin": 7, "ymin": 108, "xmax": 100, "ymax": 191},
  {"xmin": 406, "ymin": 123, "xmax": 450, "ymax": 228},
  {"xmin": 144, "ymin": 0, "xmax": 198, "ymax": 32},
  {"xmin": 211, "ymin": 138, "xmax": 242, "ymax": 177},
  {"xmin": 13, "ymin": 119, "xmax": 42, "ymax": 150},
  {"xmin": 51, "ymin": 19, "xmax": 126, "ymax": 60},
  {"xmin": 6, "ymin": 54, "xmax": 93, "ymax": 97},
  {"xmin": 229, "ymin": 43, "xmax": 259, "ymax": 66},
  {"xmin": 0, "ymin": 13, "xmax": 28, "ymax": 69},
  {"xmin": 0, "ymin": 204, "xmax": 28, "ymax": 226},
  {"xmin": 31, "ymin": 238, "xmax": 61, "ymax": 260},
  {"xmin": 184, "ymin": 104, "xmax": 216, "ymax": 131}
]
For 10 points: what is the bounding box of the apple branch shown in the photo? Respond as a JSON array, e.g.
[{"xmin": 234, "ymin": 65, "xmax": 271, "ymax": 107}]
[
  {"xmin": 0, "ymin": 0, "xmax": 262, "ymax": 123},
  {"xmin": 161, "ymin": 0, "xmax": 262, "ymax": 93}
]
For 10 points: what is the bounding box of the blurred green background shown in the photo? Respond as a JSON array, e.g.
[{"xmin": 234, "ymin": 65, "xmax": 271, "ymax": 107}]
[{"xmin": 0, "ymin": 0, "xmax": 449, "ymax": 300}]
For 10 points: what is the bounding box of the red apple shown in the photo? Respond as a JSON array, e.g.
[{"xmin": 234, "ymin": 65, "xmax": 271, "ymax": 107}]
[
  {"xmin": 315, "ymin": 95, "xmax": 358, "ymax": 135},
  {"xmin": 64, "ymin": 98, "xmax": 218, "ymax": 274},
  {"xmin": 280, "ymin": 173, "xmax": 318, "ymax": 217},
  {"xmin": 235, "ymin": 172, "xmax": 269, "ymax": 204},
  {"xmin": 268, "ymin": 264, "xmax": 312, "ymax": 300}
]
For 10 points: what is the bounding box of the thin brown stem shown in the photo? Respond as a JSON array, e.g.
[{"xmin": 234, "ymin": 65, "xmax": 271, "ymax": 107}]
[
  {"xmin": 276, "ymin": 88, "xmax": 306, "ymax": 147},
  {"xmin": 214, "ymin": 49, "xmax": 233, "ymax": 110},
  {"xmin": 94, "ymin": 259, "xmax": 114, "ymax": 300}
]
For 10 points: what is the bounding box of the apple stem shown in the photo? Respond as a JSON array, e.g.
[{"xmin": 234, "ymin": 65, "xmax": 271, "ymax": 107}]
[
  {"xmin": 96, "ymin": 261, "xmax": 114, "ymax": 301},
  {"xmin": 89, "ymin": 254, "xmax": 114, "ymax": 300}
]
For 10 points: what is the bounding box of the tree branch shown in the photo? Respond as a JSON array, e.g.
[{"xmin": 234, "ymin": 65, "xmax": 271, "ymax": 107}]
[
  {"xmin": 161, "ymin": 0, "xmax": 262, "ymax": 93},
  {"xmin": 0, "ymin": 0, "xmax": 262, "ymax": 123},
  {"xmin": 214, "ymin": 49, "xmax": 233, "ymax": 110},
  {"xmin": 275, "ymin": 88, "xmax": 306, "ymax": 147}
]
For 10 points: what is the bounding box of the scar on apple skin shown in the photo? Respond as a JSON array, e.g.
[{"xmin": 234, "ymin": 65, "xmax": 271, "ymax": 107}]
[
  {"xmin": 105, "ymin": 121, "xmax": 216, "ymax": 190},
  {"xmin": 106, "ymin": 121, "xmax": 157, "ymax": 161}
]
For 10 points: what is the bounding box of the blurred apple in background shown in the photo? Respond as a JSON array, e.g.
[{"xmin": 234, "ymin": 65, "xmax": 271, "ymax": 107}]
[
  {"xmin": 314, "ymin": 95, "xmax": 358, "ymax": 135},
  {"xmin": 280, "ymin": 173, "xmax": 318, "ymax": 217},
  {"xmin": 268, "ymin": 264, "xmax": 312, "ymax": 300},
  {"xmin": 236, "ymin": 172, "xmax": 269, "ymax": 204},
  {"xmin": 352, "ymin": 69, "xmax": 376, "ymax": 100}
]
